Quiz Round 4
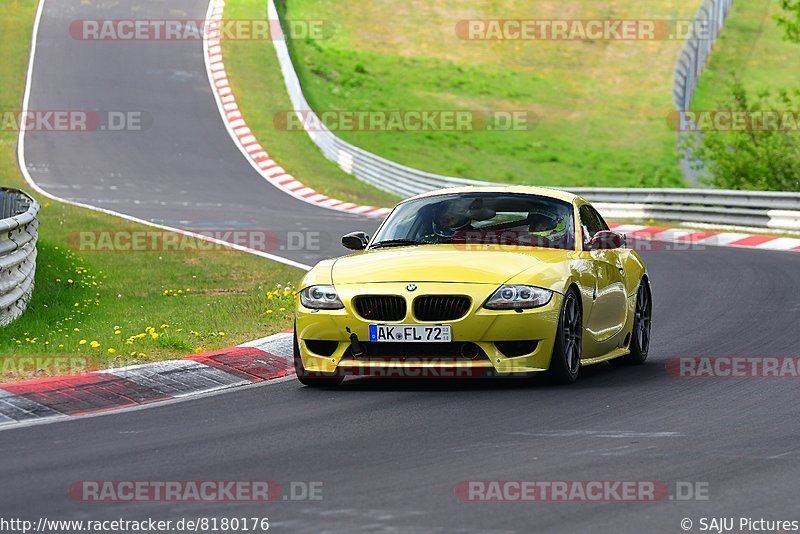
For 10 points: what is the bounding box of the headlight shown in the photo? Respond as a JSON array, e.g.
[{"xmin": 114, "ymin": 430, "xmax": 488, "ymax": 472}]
[
  {"xmin": 484, "ymin": 285, "xmax": 553, "ymax": 310},
  {"xmin": 300, "ymin": 285, "xmax": 344, "ymax": 310}
]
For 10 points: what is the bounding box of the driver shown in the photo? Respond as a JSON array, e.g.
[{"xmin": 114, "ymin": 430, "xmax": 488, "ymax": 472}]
[
  {"xmin": 528, "ymin": 208, "xmax": 569, "ymax": 244},
  {"xmin": 429, "ymin": 202, "xmax": 473, "ymax": 241}
]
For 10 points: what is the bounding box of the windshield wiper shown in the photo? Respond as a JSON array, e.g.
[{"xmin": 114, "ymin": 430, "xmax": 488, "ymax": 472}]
[{"xmin": 370, "ymin": 239, "xmax": 425, "ymax": 249}]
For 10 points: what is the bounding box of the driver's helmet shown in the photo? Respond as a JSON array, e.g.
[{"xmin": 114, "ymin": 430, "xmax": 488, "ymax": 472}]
[
  {"xmin": 528, "ymin": 208, "xmax": 569, "ymax": 242},
  {"xmin": 432, "ymin": 202, "xmax": 471, "ymax": 238}
]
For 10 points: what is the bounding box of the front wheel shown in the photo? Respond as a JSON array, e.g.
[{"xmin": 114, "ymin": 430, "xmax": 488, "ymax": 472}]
[
  {"xmin": 294, "ymin": 335, "xmax": 344, "ymax": 387},
  {"xmin": 622, "ymin": 279, "xmax": 652, "ymax": 365},
  {"xmin": 545, "ymin": 288, "xmax": 583, "ymax": 384}
]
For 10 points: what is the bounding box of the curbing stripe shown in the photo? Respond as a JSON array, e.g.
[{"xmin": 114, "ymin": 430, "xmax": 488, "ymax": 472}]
[
  {"xmin": 0, "ymin": 389, "xmax": 63, "ymax": 421},
  {"xmin": 0, "ymin": 334, "xmax": 295, "ymax": 428},
  {"xmin": 202, "ymin": 0, "xmax": 390, "ymax": 219},
  {"xmin": 106, "ymin": 360, "xmax": 249, "ymax": 398},
  {"xmin": 1, "ymin": 373, "xmax": 170, "ymax": 416},
  {"xmin": 608, "ymin": 223, "xmax": 799, "ymax": 252},
  {"xmin": 727, "ymin": 234, "xmax": 780, "ymax": 247},
  {"xmin": 756, "ymin": 237, "xmax": 800, "ymax": 250}
]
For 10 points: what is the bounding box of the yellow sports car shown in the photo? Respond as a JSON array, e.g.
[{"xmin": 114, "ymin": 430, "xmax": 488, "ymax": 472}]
[{"xmin": 294, "ymin": 186, "xmax": 651, "ymax": 386}]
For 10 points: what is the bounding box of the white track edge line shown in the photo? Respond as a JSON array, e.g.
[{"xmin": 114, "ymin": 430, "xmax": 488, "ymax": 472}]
[{"xmin": 16, "ymin": 0, "xmax": 311, "ymax": 272}]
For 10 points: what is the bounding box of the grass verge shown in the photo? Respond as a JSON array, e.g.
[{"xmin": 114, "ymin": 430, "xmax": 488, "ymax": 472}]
[{"xmin": 0, "ymin": 0, "xmax": 302, "ymax": 381}]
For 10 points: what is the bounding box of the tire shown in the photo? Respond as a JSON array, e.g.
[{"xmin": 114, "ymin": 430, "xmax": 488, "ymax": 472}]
[
  {"xmin": 622, "ymin": 279, "xmax": 652, "ymax": 365},
  {"xmin": 545, "ymin": 287, "xmax": 583, "ymax": 384},
  {"xmin": 294, "ymin": 334, "xmax": 344, "ymax": 388}
]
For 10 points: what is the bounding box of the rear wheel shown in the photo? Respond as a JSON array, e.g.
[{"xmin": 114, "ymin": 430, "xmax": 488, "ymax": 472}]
[
  {"xmin": 622, "ymin": 279, "xmax": 651, "ymax": 365},
  {"xmin": 545, "ymin": 288, "xmax": 582, "ymax": 384},
  {"xmin": 294, "ymin": 334, "xmax": 344, "ymax": 387}
]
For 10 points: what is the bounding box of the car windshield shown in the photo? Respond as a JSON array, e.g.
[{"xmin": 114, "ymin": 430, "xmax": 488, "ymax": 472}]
[{"xmin": 372, "ymin": 192, "xmax": 575, "ymax": 251}]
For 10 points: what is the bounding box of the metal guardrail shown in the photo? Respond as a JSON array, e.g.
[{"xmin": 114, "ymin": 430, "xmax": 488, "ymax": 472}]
[
  {"xmin": 673, "ymin": 0, "xmax": 733, "ymax": 184},
  {"xmin": 672, "ymin": 0, "xmax": 734, "ymax": 111},
  {"xmin": 268, "ymin": 0, "xmax": 800, "ymax": 232},
  {"xmin": 0, "ymin": 188, "xmax": 39, "ymax": 327},
  {"xmin": 571, "ymin": 188, "xmax": 800, "ymax": 231}
]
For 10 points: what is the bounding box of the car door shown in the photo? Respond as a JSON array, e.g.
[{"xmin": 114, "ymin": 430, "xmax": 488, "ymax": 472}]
[{"xmin": 579, "ymin": 205, "xmax": 628, "ymax": 340}]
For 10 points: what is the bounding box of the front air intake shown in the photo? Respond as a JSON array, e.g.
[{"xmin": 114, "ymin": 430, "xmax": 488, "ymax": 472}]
[
  {"xmin": 414, "ymin": 296, "xmax": 471, "ymax": 321},
  {"xmin": 353, "ymin": 295, "xmax": 407, "ymax": 322}
]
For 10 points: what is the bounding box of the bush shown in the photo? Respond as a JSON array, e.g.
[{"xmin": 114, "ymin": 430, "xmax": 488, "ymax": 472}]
[
  {"xmin": 683, "ymin": 81, "xmax": 800, "ymax": 191},
  {"xmin": 777, "ymin": 0, "xmax": 800, "ymax": 43}
]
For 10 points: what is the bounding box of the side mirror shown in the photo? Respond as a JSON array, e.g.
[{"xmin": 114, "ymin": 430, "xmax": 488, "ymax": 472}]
[
  {"xmin": 588, "ymin": 230, "xmax": 625, "ymax": 250},
  {"xmin": 342, "ymin": 231, "xmax": 369, "ymax": 251}
]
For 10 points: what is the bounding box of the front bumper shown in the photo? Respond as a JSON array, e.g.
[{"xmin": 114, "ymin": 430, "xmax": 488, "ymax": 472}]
[{"xmin": 296, "ymin": 282, "xmax": 563, "ymax": 375}]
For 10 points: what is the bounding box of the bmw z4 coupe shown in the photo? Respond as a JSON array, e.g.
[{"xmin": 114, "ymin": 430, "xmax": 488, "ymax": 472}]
[{"xmin": 294, "ymin": 186, "xmax": 652, "ymax": 386}]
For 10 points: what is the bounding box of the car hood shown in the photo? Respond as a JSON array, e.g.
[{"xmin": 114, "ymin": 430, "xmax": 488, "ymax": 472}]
[{"xmin": 331, "ymin": 244, "xmax": 571, "ymax": 285}]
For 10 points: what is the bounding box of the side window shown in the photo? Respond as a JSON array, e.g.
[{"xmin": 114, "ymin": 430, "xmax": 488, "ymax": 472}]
[
  {"xmin": 579, "ymin": 205, "xmax": 606, "ymax": 247},
  {"xmin": 589, "ymin": 205, "xmax": 609, "ymax": 232}
]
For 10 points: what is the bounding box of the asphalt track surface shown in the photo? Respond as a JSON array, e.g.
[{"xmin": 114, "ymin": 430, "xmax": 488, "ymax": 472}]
[
  {"xmin": 21, "ymin": 0, "xmax": 373, "ymax": 267},
  {"xmin": 5, "ymin": 0, "xmax": 800, "ymax": 532}
]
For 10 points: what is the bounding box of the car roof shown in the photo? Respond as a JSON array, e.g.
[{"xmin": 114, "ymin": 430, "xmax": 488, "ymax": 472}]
[{"xmin": 403, "ymin": 185, "xmax": 584, "ymax": 205}]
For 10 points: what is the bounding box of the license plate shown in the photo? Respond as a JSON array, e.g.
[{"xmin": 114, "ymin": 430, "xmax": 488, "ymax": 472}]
[{"xmin": 369, "ymin": 324, "xmax": 452, "ymax": 343}]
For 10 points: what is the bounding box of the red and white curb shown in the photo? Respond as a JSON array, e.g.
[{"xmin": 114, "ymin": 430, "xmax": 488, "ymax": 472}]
[
  {"xmin": 0, "ymin": 333, "xmax": 295, "ymax": 429},
  {"xmin": 609, "ymin": 223, "xmax": 800, "ymax": 252},
  {"xmin": 203, "ymin": 0, "xmax": 391, "ymax": 219}
]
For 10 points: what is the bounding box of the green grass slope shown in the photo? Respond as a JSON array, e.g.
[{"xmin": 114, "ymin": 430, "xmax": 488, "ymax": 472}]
[
  {"xmin": 693, "ymin": 0, "xmax": 800, "ymax": 108},
  {"xmin": 277, "ymin": 0, "xmax": 697, "ymax": 188}
]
